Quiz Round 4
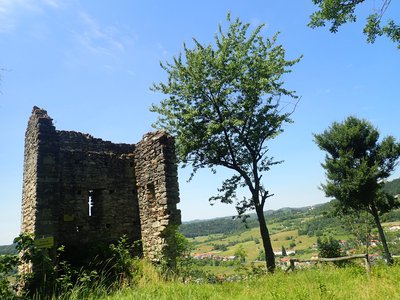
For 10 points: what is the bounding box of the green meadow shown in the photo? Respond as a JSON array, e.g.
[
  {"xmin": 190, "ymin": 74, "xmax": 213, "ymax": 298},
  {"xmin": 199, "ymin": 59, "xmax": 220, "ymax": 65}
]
[{"xmin": 102, "ymin": 264, "xmax": 400, "ymax": 300}]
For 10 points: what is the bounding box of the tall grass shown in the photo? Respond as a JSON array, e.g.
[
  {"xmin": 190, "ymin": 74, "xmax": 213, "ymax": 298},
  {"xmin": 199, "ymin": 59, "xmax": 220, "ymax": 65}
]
[
  {"xmin": 31, "ymin": 261, "xmax": 400, "ymax": 299},
  {"xmin": 104, "ymin": 264, "xmax": 400, "ymax": 300}
]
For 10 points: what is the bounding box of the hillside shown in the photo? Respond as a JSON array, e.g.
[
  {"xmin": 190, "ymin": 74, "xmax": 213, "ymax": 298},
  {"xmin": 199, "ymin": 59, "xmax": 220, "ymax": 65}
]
[
  {"xmin": 181, "ymin": 177, "xmax": 400, "ymax": 239},
  {"xmin": 384, "ymin": 177, "xmax": 400, "ymax": 196},
  {"xmin": 180, "ymin": 202, "xmax": 340, "ymax": 238},
  {"xmin": 181, "ymin": 196, "xmax": 400, "ymax": 267},
  {"xmin": 183, "ymin": 201, "xmax": 352, "ymax": 262},
  {"xmin": 0, "ymin": 243, "xmax": 16, "ymax": 255}
]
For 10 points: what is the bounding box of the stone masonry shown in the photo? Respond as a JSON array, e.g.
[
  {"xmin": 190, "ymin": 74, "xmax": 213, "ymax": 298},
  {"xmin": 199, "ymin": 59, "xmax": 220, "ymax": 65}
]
[{"xmin": 21, "ymin": 106, "xmax": 181, "ymax": 264}]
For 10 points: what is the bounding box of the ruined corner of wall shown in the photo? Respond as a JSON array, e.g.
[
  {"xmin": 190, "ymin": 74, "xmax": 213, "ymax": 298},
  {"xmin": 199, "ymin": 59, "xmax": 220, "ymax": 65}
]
[{"xmin": 134, "ymin": 130, "xmax": 181, "ymax": 263}]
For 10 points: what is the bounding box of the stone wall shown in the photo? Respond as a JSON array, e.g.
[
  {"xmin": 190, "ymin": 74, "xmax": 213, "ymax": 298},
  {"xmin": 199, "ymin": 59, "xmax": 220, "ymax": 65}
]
[
  {"xmin": 134, "ymin": 132, "xmax": 181, "ymax": 261},
  {"xmin": 20, "ymin": 106, "xmax": 180, "ymax": 265},
  {"xmin": 21, "ymin": 107, "xmax": 59, "ymax": 240},
  {"xmin": 56, "ymin": 131, "xmax": 140, "ymax": 254}
]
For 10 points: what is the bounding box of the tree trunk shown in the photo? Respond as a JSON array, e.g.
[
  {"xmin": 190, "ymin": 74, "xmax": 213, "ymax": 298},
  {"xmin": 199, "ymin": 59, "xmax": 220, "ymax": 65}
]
[
  {"xmin": 370, "ymin": 204, "xmax": 393, "ymax": 265},
  {"xmin": 255, "ymin": 206, "xmax": 275, "ymax": 272}
]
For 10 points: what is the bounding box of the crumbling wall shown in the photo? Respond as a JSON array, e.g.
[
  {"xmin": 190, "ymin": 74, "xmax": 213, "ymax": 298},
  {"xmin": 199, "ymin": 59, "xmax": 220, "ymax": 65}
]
[
  {"xmin": 56, "ymin": 131, "xmax": 141, "ymax": 254},
  {"xmin": 20, "ymin": 107, "xmax": 181, "ymax": 265},
  {"xmin": 134, "ymin": 132, "xmax": 181, "ymax": 261},
  {"xmin": 21, "ymin": 107, "xmax": 60, "ymax": 240}
]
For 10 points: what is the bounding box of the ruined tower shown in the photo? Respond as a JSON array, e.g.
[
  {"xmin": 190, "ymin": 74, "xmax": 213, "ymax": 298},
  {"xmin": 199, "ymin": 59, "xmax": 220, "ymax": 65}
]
[{"xmin": 21, "ymin": 107, "xmax": 181, "ymax": 263}]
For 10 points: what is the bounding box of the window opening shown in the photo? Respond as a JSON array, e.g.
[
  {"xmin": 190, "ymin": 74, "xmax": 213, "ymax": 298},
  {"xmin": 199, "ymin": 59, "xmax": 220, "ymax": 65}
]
[
  {"xmin": 147, "ymin": 183, "xmax": 156, "ymax": 201},
  {"xmin": 88, "ymin": 190, "xmax": 94, "ymax": 217}
]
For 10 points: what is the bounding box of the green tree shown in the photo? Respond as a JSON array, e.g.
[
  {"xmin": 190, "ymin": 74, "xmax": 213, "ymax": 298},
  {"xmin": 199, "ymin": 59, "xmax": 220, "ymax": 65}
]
[
  {"xmin": 337, "ymin": 208, "xmax": 374, "ymax": 252},
  {"xmin": 151, "ymin": 14, "xmax": 301, "ymax": 272},
  {"xmin": 234, "ymin": 245, "xmax": 247, "ymax": 263},
  {"xmin": 309, "ymin": 0, "xmax": 400, "ymax": 48},
  {"xmin": 281, "ymin": 245, "xmax": 287, "ymax": 257},
  {"xmin": 314, "ymin": 116, "xmax": 400, "ymax": 264},
  {"xmin": 317, "ymin": 236, "xmax": 341, "ymax": 258}
]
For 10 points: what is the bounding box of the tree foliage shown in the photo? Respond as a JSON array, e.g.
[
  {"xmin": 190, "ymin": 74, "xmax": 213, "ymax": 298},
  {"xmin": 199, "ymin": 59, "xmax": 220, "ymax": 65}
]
[
  {"xmin": 234, "ymin": 245, "xmax": 247, "ymax": 263},
  {"xmin": 0, "ymin": 254, "xmax": 18, "ymax": 299},
  {"xmin": 314, "ymin": 116, "xmax": 400, "ymax": 264},
  {"xmin": 151, "ymin": 14, "xmax": 301, "ymax": 272},
  {"xmin": 309, "ymin": 0, "xmax": 400, "ymax": 48},
  {"xmin": 317, "ymin": 236, "xmax": 341, "ymax": 258}
]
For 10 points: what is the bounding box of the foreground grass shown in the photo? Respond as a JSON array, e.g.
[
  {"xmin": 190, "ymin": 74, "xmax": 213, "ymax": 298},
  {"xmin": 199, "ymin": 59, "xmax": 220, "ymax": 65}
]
[{"xmin": 103, "ymin": 264, "xmax": 400, "ymax": 300}]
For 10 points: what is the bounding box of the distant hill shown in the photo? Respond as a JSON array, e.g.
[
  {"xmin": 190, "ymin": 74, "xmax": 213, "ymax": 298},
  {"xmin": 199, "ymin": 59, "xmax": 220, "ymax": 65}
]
[
  {"xmin": 0, "ymin": 243, "xmax": 17, "ymax": 255},
  {"xmin": 383, "ymin": 177, "xmax": 400, "ymax": 196},
  {"xmin": 180, "ymin": 202, "xmax": 339, "ymax": 238},
  {"xmin": 181, "ymin": 177, "xmax": 400, "ymax": 238}
]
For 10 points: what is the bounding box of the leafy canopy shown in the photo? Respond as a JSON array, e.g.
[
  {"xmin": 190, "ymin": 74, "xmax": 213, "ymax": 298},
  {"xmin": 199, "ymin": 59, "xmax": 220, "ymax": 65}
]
[
  {"xmin": 309, "ymin": 0, "xmax": 400, "ymax": 48},
  {"xmin": 314, "ymin": 116, "xmax": 400, "ymax": 214},
  {"xmin": 151, "ymin": 15, "xmax": 301, "ymax": 213},
  {"xmin": 317, "ymin": 236, "xmax": 341, "ymax": 258}
]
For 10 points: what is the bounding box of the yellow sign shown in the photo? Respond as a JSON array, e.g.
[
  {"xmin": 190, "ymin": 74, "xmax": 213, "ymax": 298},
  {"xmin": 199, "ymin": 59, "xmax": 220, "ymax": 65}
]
[
  {"xmin": 34, "ymin": 236, "xmax": 54, "ymax": 249},
  {"xmin": 63, "ymin": 214, "xmax": 74, "ymax": 222}
]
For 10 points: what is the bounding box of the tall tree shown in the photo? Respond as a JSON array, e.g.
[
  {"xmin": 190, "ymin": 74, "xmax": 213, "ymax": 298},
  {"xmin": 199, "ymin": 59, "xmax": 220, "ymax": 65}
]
[
  {"xmin": 151, "ymin": 15, "xmax": 301, "ymax": 272},
  {"xmin": 309, "ymin": 0, "xmax": 400, "ymax": 48},
  {"xmin": 314, "ymin": 116, "xmax": 400, "ymax": 264},
  {"xmin": 281, "ymin": 245, "xmax": 287, "ymax": 257}
]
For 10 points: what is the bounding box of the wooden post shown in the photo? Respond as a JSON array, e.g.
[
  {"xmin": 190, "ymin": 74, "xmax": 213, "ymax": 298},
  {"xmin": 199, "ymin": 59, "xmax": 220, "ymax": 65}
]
[
  {"xmin": 290, "ymin": 259, "xmax": 295, "ymax": 272},
  {"xmin": 285, "ymin": 259, "xmax": 296, "ymax": 273},
  {"xmin": 284, "ymin": 254, "xmax": 370, "ymax": 275},
  {"xmin": 364, "ymin": 254, "xmax": 371, "ymax": 276}
]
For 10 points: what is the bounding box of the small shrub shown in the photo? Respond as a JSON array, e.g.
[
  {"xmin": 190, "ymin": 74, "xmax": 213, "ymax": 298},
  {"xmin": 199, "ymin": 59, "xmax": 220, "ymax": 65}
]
[
  {"xmin": 0, "ymin": 254, "xmax": 18, "ymax": 299},
  {"xmin": 212, "ymin": 244, "xmax": 228, "ymax": 251},
  {"xmin": 109, "ymin": 235, "xmax": 142, "ymax": 286},
  {"xmin": 317, "ymin": 236, "xmax": 341, "ymax": 258},
  {"xmin": 14, "ymin": 233, "xmax": 57, "ymax": 297}
]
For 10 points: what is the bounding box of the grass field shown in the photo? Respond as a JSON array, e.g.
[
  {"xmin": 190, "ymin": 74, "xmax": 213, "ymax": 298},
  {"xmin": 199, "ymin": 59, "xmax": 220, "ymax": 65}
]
[{"xmin": 103, "ymin": 264, "xmax": 400, "ymax": 300}]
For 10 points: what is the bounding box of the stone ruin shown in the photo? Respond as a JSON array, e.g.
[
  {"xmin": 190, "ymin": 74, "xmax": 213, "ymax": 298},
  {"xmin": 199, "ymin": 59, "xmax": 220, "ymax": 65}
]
[{"xmin": 20, "ymin": 106, "xmax": 181, "ymax": 265}]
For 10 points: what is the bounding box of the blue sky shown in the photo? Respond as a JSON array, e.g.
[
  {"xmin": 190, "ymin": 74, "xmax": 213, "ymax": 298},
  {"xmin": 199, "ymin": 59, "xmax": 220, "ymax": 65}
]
[{"xmin": 0, "ymin": 0, "xmax": 399, "ymax": 245}]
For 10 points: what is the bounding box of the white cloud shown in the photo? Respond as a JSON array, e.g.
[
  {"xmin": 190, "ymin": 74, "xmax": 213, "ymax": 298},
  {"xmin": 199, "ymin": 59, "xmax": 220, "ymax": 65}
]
[
  {"xmin": 0, "ymin": 0, "xmax": 63, "ymax": 33},
  {"xmin": 42, "ymin": 0, "xmax": 62, "ymax": 8},
  {"xmin": 74, "ymin": 11, "xmax": 134, "ymax": 61}
]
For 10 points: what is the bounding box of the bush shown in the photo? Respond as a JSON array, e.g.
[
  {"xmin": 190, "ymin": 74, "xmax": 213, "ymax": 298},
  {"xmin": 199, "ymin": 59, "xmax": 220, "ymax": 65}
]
[
  {"xmin": 14, "ymin": 233, "xmax": 58, "ymax": 297},
  {"xmin": 317, "ymin": 236, "xmax": 341, "ymax": 258},
  {"xmin": 212, "ymin": 244, "xmax": 228, "ymax": 251},
  {"xmin": 9, "ymin": 233, "xmax": 145, "ymax": 298},
  {"xmin": 109, "ymin": 235, "xmax": 143, "ymax": 286},
  {"xmin": 0, "ymin": 254, "xmax": 18, "ymax": 299}
]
